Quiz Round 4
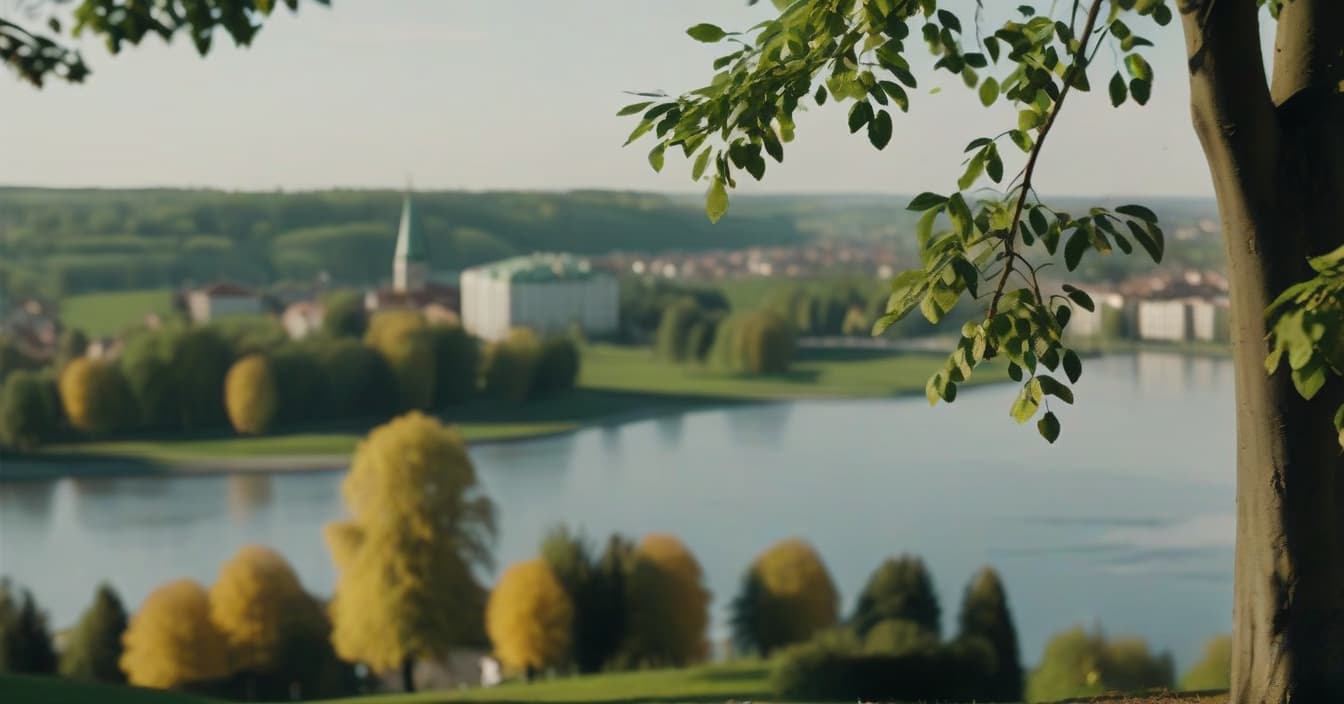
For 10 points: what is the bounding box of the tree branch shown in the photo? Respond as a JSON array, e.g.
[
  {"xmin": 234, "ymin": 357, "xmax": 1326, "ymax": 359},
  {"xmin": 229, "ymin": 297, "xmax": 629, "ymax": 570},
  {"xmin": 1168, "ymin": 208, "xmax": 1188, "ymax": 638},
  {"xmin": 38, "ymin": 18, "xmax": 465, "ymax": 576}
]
[
  {"xmin": 988, "ymin": 0, "xmax": 1104, "ymax": 318},
  {"xmin": 1269, "ymin": 0, "xmax": 1344, "ymax": 107}
]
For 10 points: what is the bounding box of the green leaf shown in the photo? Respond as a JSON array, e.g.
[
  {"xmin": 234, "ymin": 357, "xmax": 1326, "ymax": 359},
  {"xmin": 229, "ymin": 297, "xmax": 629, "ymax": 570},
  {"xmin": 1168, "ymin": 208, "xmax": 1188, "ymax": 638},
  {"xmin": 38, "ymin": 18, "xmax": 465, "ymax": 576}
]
[
  {"xmin": 978, "ymin": 77, "xmax": 999, "ymax": 106},
  {"xmin": 706, "ymin": 176, "xmax": 729, "ymax": 223},
  {"xmin": 1037, "ymin": 411, "xmax": 1061, "ymax": 443},
  {"xmin": 1292, "ymin": 361, "xmax": 1327, "ymax": 400},
  {"xmin": 1008, "ymin": 362, "xmax": 1023, "ymax": 382},
  {"xmin": 814, "ymin": 83, "xmax": 828, "ymax": 105},
  {"xmin": 1038, "ymin": 375, "xmax": 1075, "ymax": 404},
  {"xmin": 1130, "ymin": 78, "xmax": 1151, "ymax": 105},
  {"xmin": 1066, "ymin": 288, "xmax": 1095, "ymax": 312},
  {"xmin": 1063, "ymin": 349, "xmax": 1082, "ymax": 383},
  {"xmin": 937, "ymin": 9, "xmax": 962, "ymax": 33},
  {"xmin": 947, "ymin": 193, "xmax": 973, "ymax": 237},
  {"xmin": 1010, "ymin": 381, "xmax": 1042, "ymax": 423},
  {"xmin": 848, "ymin": 101, "xmax": 873, "ymax": 133},
  {"xmin": 959, "ymin": 151, "xmax": 986, "ymax": 190},
  {"xmin": 907, "ymin": 192, "xmax": 948, "ymax": 211},
  {"xmin": 687, "ymin": 23, "xmax": 728, "ymax": 42},
  {"xmin": 1018, "ymin": 109, "xmax": 1041, "ymax": 131},
  {"xmin": 1116, "ymin": 204, "xmax": 1158, "ymax": 222},
  {"xmin": 879, "ymin": 81, "xmax": 910, "ymax": 111},
  {"xmin": 1029, "ymin": 207, "xmax": 1048, "ymax": 235},
  {"xmin": 952, "ymin": 258, "xmax": 979, "ymax": 298},
  {"xmin": 1127, "ymin": 220, "xmax": 1165, "ymax": 263},
  {"xmin": 648, "ymin": 145, "xmax": 665, "ymax": 173},
  {"xmin": 1108, "ymin": 72, "xmax": 1128, "ymax": 107},
  {"xmin": 691, "ymin": 149, "xmax": 712, "ymax": 181},
  {"xmin": 624, "ymin": 119, "xmax": 654, "ymax": 147},
  {"xmin": 868, "ymin": 110, "xmax": 893, "ymax": 150},
  {"xmin": 986, "ymin": 145, "xmax": 1003, "ymax": 183},
  {"xmin": 1064, "ymin": 229, "xmax": 1089, "ymax": 270},
  {"xmin": 617, "ymin": 101, "xmax": 653, "ymax": 116},
  {"xmin": 1055, "ymin": 304, "xmax": 1072, "ymax": 328},
  {"xmin": 1009, "ymin": 129, "xmax": 1033, "ymax": 152},
  {"xmin": 1125, "ymin": 54, "xmax": 1153, "ymax": 81}
]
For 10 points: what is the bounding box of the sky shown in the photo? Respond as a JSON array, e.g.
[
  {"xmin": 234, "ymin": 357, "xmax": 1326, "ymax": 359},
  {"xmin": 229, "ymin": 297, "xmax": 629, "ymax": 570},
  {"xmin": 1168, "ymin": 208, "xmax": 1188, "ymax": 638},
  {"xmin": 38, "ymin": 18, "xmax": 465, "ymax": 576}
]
[{"xmin": 0, "ymin": 0, "xmax": 1232, "ymax": 197}]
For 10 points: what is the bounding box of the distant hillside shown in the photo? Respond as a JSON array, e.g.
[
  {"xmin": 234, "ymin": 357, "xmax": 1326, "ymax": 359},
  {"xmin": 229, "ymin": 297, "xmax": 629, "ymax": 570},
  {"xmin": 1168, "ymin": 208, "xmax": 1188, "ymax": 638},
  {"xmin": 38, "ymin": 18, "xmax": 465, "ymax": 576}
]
[
  {"xmin": 0, "ymin": 188, "xmax": 804, "ymax": 298},
  {"xmin": 0, "ymin": 188, "xmax": 1221, "ymax": 300}
]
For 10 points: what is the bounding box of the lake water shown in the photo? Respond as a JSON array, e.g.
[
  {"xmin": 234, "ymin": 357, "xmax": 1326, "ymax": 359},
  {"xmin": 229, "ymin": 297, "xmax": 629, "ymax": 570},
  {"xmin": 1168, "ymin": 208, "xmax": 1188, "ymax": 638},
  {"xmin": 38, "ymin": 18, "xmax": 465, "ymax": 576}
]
[{"xmin": 0, "ymin": 352, "xmax": 1236, "ymax": 670}]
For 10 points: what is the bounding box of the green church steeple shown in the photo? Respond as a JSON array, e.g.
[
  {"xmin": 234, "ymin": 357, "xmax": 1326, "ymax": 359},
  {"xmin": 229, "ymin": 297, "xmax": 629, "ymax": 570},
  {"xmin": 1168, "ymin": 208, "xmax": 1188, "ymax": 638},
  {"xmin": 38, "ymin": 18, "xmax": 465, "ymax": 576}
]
[{"xmin": 393, "ymin": 191, "xmax": 429, "ymax": 292}]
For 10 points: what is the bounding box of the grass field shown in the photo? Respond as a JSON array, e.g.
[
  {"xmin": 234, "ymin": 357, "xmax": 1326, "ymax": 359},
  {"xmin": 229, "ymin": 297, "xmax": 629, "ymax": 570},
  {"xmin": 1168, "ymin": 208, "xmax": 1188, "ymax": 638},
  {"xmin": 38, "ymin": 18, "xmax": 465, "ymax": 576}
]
[
  {"xmin": 0, "ymin": 674, "xmax": 216, "ymax": 704},
  {"xmin": 59, "ymin": 288, "xmax": 174, "ymax": 337}
]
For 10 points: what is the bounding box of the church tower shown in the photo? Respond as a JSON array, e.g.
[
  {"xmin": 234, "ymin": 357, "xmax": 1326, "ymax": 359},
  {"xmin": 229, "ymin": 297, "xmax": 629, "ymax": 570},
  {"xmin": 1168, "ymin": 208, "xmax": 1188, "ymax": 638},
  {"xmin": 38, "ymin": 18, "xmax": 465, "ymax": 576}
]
[{"xmin": 393, "ymin": 191, "xmax": 429, "ymax": 293}]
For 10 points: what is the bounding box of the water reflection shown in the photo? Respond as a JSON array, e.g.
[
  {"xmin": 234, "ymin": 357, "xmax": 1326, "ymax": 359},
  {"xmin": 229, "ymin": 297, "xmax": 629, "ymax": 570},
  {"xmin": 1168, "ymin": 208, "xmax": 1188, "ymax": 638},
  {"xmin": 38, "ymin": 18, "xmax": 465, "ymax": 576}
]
[
  {"xmin": 0, "ymin": 480, "xmax": 57, "ymax": 523},
  {"xmin": 653, "ymin": 414, "xmax": 684, "ymax": 449},
  {"xmin": 227, "ymin": 475, "xmax": 274, "ymax": 523},
  {"xmin": 723, "ymin": 403, "xmax": 792, "ymax": 447}
]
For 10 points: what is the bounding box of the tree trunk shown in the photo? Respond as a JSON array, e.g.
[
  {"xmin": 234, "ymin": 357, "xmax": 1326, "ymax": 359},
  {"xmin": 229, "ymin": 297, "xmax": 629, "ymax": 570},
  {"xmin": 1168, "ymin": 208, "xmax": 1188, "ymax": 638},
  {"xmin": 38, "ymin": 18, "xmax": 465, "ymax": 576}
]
[
  {"xmin": 400, "ymin": 655, "xmax": 416, "ymax": 693},
  {"xmin": 1180, "ymin": 1, "xmax": 1344, "ymax": 702}
]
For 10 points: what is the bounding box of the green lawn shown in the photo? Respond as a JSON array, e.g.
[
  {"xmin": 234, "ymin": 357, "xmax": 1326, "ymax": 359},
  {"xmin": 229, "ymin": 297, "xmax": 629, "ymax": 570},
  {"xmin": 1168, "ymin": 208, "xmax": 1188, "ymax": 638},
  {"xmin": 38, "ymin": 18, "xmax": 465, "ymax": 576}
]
[
  {"xmin": 316, "ymin": 662, "xmax": 771, "ymax": 704},
  {"xmin": 59, "ymin": 288, "xmax": 175, "ymax": 337},
  {"xmin": 0, "ymin": 674, "xmax": 217, "ymax": 704}
]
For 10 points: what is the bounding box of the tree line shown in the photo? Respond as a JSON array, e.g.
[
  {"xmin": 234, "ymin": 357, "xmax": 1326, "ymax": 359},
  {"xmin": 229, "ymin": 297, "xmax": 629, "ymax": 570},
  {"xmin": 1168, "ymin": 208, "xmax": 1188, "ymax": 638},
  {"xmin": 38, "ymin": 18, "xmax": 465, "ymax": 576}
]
[{"xmin": 0, "ymin": 299, "xmax": 580, "ymax": 450}]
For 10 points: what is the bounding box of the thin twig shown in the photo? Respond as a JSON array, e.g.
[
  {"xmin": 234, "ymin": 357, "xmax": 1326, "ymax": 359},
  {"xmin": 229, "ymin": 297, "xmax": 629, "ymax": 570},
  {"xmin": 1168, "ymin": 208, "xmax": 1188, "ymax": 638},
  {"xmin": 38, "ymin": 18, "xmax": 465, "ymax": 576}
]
[{"xmin": 987, "ymin": 0, "xmax": 1105, "ymax": 319}]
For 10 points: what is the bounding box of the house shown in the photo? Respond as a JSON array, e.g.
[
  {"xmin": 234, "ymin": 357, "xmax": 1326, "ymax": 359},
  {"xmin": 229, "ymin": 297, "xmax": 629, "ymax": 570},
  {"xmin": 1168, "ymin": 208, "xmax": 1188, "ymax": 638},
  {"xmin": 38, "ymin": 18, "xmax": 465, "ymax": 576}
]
[
  {"xmin": 459, "ymin": 253, "xmax": 619, "ymax": 342},
  {"xmin": 186, "ymin": 282, "xmax": 262, "ymax": 323},
  {"xmin": 282, "ymin": 301, "xmax": 325, "ymax": 340},
  {"xmin": 2, "ymin": 298, "xmax": 61, "ymax": 361}
]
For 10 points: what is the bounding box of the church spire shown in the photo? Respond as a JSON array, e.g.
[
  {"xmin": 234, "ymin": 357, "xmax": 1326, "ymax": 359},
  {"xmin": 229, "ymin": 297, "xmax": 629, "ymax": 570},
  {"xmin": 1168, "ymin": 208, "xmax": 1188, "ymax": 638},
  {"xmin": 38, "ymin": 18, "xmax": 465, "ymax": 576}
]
[{"xmin": 393, "ymin": 189, "xmax": 428, "ymax": 293}]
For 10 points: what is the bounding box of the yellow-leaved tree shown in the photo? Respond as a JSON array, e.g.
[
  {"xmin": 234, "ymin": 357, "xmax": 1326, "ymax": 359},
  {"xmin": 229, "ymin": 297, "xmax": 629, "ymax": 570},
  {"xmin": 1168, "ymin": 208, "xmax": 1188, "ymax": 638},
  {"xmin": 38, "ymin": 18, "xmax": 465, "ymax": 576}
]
[
  {"xmin": 364, "ymin": 310, "xmax": 436, "ymax": 411},
  {"xmin": 325, "ymin": 411, "xmax": 496, "ymax": 692},
  {"xmin": 120, "ymin": 579, "xmax": 229, "ymax": 690},
  {"xmin": 622, "ymin": 533, "xmax": 710, "ymax": 667},
  {"xmin": 58, "ymin": 357, "xmax": 131, "ymax": 435},
  {"xmin": 729, "ymin": 538, "xmax": 839, "ymax": 655},
  {"xmin": 485, "ymin": 559, "xmax": 574, "ymax": 676},
  {"xmin": 223, "ymin": 355, "xmax": 279, "ymax": 435},
  {"xmin": 208, "ymin": 546, "xmax": 323, "ymax": 682}
]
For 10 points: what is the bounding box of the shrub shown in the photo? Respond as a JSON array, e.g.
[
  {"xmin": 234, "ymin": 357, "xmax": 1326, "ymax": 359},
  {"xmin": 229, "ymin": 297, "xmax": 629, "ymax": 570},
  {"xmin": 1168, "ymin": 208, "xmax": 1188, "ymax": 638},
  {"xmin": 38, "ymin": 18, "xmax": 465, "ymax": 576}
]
[
  {"xmin": 322, "ymin": 291, "xmax": 368, "ymax": 339},
  {"xmin": 58, "ymin": 357, "xmax": 133, "ymax": 435},
  {"xmin": 863, "ymin": 618, "xmax": 939, "ymax": 656},
  {"xmin": 770, "ymin": 630, "xmax": 995, "ymax": 702},
  {"xmin": 622, "ymin": 534, "xmax": 711, "ymax": 667},
  {"xmin": 313, "ymin": 338, "xmax": 396, "ymax": 420},
  {"xmin": 850, "ymin": 555, "xmax": 942, "ymax": 640},
  {"xmin": 427, "ymin": 324, "xmax": 480, "ymax": 406},
  {"xmin": 729, "ymin": 538, "xmax": 839, "ymax": 656},
  {"xmin": 486, "ymin": 559, "xmax": 574, "ymax": 674},
  {"xmin": 482, "ymin": 327, "xmax": 543, "ymax": 402},
  {"xmin": 224, "ymin": 355, "xmax": 279, "ymax": 435},
  {"xmin": 0, "ymin": 370, "xmax": 61, "ymax": 450},
  {"xmin": 120, "ymin": 579, "xmax": 230, "ymax": 690},
  {"xmin": 59, "ymin": 583, "xmax": 128, "ymax": 683},
  {"xmin": 1180, "ymin": 633, "xmax": 1231, "ymax": 691},
  {"xmin": 655, "ymin": 298, "xmax": 703, "ymax": 362},
  {"xmin": 0, "ymin": 578, "xmax": 57, "ymax": 674},
  {"xmin": 1026, "ymin": 626, "xmax": 1175, "ymax": 703},
  {"xmin": 531, "ymin": 336, "xmax": 580, "ymax": 398},
  {"xmin": 269, "ymin": 342, "xmax": 327, "ymax": 424},
  {"xmin": 711, "ymin": 310, "xmax": 795, "ymax": 374},
  {"xmin": 956, "ymin": 566, "xmax": 1023, "ymax": 702}
]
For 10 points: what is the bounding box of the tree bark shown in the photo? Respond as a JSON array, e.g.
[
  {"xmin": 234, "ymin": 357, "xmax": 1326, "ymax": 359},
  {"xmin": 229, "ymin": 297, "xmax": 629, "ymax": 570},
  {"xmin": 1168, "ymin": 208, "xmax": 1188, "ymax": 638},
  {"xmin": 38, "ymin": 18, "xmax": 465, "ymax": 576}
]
[
  {"xmin": 1180, "ymin": 1, "xmax": 1344, "ymax": 702},
  {"xmin": 400, "ymin": 655, "xmax": 416, "ymax": 693}
]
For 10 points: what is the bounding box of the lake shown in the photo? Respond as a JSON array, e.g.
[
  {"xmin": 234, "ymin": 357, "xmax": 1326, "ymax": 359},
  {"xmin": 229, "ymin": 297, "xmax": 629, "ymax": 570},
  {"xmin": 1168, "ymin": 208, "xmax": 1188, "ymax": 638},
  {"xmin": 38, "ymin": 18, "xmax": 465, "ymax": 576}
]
[{"xmin": 0, "ymin": 352, "xmax": 1235, "ymax": 670}]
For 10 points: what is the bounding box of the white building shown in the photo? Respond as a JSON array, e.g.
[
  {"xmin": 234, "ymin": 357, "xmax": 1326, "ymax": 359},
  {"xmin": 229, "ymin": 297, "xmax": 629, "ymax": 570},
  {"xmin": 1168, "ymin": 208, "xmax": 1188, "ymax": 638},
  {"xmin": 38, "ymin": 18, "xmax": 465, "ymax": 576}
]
[
  {"xmin": 460, "ymin": 253, "xmax": 618, "ymax": 342},
  {"xmin": 1136, "ymin": 297, "xmax": 1225, "ymax": 343},
  {"xmin": 186, "ymin": 282, "xmax": 262, "ymax": 323},
  {"xmin": 1066, "ymin": 290, "xmax": 1125, "ymax": 338}
]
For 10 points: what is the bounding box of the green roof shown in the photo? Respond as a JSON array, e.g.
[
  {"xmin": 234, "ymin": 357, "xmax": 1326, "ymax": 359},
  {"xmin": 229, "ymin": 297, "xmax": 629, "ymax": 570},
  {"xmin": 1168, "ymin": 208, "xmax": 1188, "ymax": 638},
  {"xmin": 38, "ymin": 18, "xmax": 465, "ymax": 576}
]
[
  {"xmin": 469, "ymin": 253, "xmax": 604, "ymax": 282},
  {"xmin": 394, "ymin": 193, "xmax": 429, "ymax": 262}
]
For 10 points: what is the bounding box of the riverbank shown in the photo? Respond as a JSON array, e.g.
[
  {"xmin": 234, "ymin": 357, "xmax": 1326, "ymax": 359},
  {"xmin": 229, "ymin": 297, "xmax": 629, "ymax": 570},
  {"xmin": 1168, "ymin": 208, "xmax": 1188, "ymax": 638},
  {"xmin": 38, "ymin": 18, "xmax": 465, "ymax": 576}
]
[{"xmin": 3, "ymin": 346, "xmax": 997, "ymax": 482}]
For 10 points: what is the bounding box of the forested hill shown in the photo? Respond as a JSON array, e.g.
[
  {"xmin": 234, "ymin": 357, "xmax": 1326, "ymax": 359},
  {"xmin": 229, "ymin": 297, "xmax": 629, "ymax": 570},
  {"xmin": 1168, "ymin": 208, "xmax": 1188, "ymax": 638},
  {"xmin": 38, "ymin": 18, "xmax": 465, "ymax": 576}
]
[{"xmin": 0, "ymin": 188, "xmax": 804, "ymax": 297}]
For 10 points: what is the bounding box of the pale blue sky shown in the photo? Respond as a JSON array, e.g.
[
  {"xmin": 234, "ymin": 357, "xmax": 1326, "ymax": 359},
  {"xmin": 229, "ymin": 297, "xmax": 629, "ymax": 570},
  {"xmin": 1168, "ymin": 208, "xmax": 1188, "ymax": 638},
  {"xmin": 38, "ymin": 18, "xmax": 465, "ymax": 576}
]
[{"xmin": 2, "ymin": 1, "xmax": 1228, "ymax": 197}]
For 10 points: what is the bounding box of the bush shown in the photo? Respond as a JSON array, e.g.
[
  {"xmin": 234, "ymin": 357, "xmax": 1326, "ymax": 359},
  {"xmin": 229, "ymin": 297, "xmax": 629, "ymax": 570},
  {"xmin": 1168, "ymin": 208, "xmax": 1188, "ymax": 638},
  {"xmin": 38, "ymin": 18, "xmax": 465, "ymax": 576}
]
[
  {"xmin": 269, "ymin": 342, "xmax": 327, "ymax": 425},
  {"xmin": 322, "ymin": 291, "xmax": 368, "ymax": 339},
  {"xmin": 0, "ymin": 370, "xmax": 61, "ymax": 450},
  {"xmin": 956, "ymin": 566, "xmax": 1023, "ymax": 702},
  {"xmin": 313, "ymin": 338, "xmax": 396, "ymax": 420},
  {"xmin": 770, "ymin": 630, "xmax": 995, "ymax": 702},
  {"xmin": 59, "ymin": 583, "xmax": 128, "ymax": 683},
  {"xmin": 1026, "ymin": 626, "xmax": 1175, "ymax": 703},
  {"xmin": 862, "ymin": 618, "xmax": 939, "ymax": 656},
  {"xmin": 0, "ymin": 578, "xmax": 57, "ymax": 674},
  {"xmin": 120, "ymin": 579, "xmax": 230, "ymax": 690},
  {"xmin": 482, "ymin": 328, "xmax": 543, "ymax": 402},
  {"xmin": 730, "ymin": 538, "xmax": 839, "ymax": 656},
  {"xmin": 427, "ymin": 324, "xmax": 480, "ymax": 406},
  {"xmin": 224, "ymin": 355, "xmax": 279, "ymax": 435},
  {"xmin": 850, "ymin": 555, "xmax": 942, "ymax": 640},
  {"xmin": 58, "ymin": 357, "xmax": 133, "ymax": 435},
  {"xmin": 532, "ymin": 337, "xmax": 580, "ymax": 398},
  {"xmin": 1180, "ymin": 633, "xmax": 1230, "ymax": 692},
  {"xmin": 711, "ymin": 310, "xmax": 795, "ymax": 374}
]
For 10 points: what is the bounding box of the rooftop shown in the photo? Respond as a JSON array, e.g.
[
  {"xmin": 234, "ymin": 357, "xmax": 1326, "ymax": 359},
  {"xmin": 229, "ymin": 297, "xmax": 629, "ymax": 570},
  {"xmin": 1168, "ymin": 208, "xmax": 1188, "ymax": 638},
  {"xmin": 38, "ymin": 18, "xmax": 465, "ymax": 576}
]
[{"xmin": 465, "ymin": 253, "xmax": 606, "ymax": 283}]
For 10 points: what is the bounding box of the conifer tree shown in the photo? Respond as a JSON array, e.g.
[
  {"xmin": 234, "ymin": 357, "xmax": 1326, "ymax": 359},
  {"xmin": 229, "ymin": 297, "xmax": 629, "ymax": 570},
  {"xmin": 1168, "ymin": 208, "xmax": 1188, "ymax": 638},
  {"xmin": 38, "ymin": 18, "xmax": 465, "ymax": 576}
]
[{"xmin": 59, "ymin": 583, "xmax": 128, "ymax": 683}]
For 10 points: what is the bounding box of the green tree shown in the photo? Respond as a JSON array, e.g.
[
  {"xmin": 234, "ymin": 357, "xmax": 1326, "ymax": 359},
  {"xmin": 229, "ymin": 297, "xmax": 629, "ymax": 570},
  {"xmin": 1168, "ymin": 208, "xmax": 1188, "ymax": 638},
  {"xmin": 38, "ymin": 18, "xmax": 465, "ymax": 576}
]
[
  {"xmin": 538, "ymin": 526, "xmax": 630, "ymax": 673},
  {"xmin": 481, "ymin": 328, "xmax": 543, "ymax": 402},
  {"xmin": 711, "ymin": 310, "xmax": 795, "ymax": 374},
  {"xmin": 0, "ymin": 579, "xmax": 57, "ymax": 674},
  {"xmin": 956, "ymin": 567, "xmax": 1023, "ymax": 702},
  {"xmin": 364, "ymin": 311, "xmax": 436, "ymax": 411},
  {"xmin": 427, "ymin": 324, "xmax": 480, "ymax": 406},
  {"xmin": 729, "ymin": 538, "xmax": 839, "ymax": 656},
  {"xmin": 625, "ymin": 2, "xmax": 1344, "ymax": 699},
  {"xmin": 655, "ymin": 298, "xmax": 704, "ymax": 363},
  {"xmin": 850, "ymin": 555, "xmax": 941, "ymax": 640},
  {"xmin": 322, "ymin": 291, "xmax": 368, "ymax": 339},
  {"xmin": 1181, "ymin": 633, "xmax": 1232, "ymax": 692},
  {"xmin": 313, "ymin": 338, "xmax": 396, "ymax": 420},
  {"xmin": 1026, "ymin": 626, "xmax": 1174, "ymax": 703},
  {"xmin": 56, "ymin": 328, "xmax": 89, "ymax": 369},
  {"xmin": 0, "ymin": 370, "xmax": 61, "ymax": 450},
  {"xmin": 531, "ymin": 337, "xmax": 581, "ymax": 398},
  {"xmin": 59, "ymin": 583, "xmax": 128, "ymax": 683},
  {"xmin": 325, "ymin": 412, "xmax": 496, "ymax": 692},
  {"xmin": 58, "ymin": 357, "xmax": 133, "ymax": 435}
]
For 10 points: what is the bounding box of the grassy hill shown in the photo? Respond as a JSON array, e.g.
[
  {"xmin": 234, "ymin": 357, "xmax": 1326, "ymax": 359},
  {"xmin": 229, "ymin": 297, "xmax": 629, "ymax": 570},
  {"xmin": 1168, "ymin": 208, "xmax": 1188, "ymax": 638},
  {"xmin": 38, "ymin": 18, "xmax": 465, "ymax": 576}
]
[{"xmin": 0, "ymin": 674, "xmax": 217, "ymax": 704}]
